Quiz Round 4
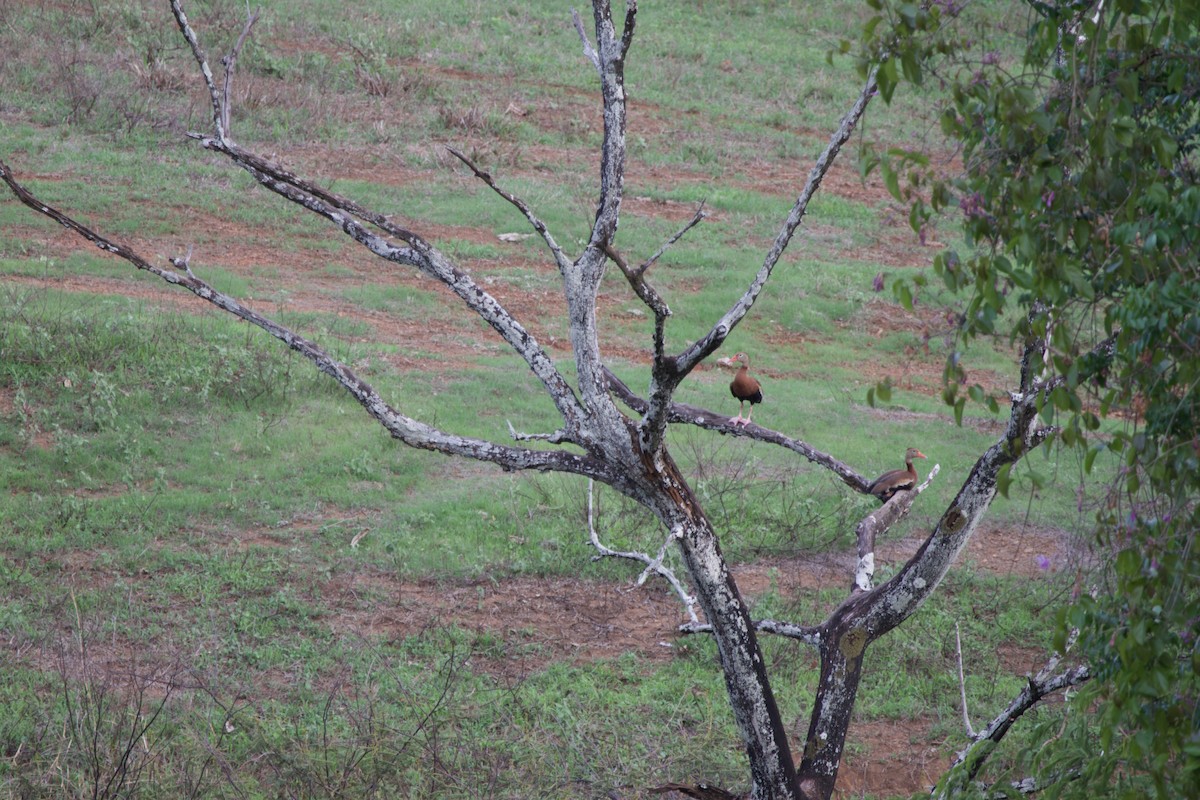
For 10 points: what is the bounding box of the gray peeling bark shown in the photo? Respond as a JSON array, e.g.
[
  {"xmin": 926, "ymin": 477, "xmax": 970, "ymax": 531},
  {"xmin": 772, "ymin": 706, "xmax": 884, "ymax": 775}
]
[{"xmin": 647, "ymin": 456, "xmax": 800, "ymax": 799}]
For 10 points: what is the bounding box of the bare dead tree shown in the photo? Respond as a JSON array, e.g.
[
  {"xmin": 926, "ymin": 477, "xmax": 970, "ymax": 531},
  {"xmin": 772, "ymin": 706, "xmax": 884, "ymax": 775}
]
[{"xmin": 0, "ymin": 2, "xmax": 1089, "ymax": 798}]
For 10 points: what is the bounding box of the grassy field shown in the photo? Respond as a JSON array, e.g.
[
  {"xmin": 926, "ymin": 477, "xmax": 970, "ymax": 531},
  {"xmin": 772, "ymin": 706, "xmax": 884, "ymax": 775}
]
[{"xmin": 0, "ymin": 1, "xmax": 1101, "ymax": 798}]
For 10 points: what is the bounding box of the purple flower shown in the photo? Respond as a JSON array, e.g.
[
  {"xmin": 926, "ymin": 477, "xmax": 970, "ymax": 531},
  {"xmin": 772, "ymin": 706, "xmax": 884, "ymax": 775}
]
[
  {"xmin": 872, "ymin": 272, "xmax": 885, "ymax": 292},
  {"xmin": 960, "ymin": 191, "xmax": 986, "ymax": 220},
  {"xmin": 1035, "ymin": 555, "xmax": 1051, "ymax": 571},
  {"xmin": 1043, "ymin": 190, "xmax": 1055, "ymax": 208}
]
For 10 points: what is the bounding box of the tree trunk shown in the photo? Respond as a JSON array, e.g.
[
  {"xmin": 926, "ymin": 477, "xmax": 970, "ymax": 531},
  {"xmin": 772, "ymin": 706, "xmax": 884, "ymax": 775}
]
[
  {"xmin": 648, "ymin": 453, "xmax": 800, "ymax": 800},
  {"xmin": 798, "ymin": 607, "xmax": 869, "ymax": 800}
]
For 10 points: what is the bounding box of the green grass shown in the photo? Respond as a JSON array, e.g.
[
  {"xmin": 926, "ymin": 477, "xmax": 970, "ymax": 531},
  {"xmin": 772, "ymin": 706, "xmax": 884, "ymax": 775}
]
[{"xmin": 0, "ymin": 1, "xmax": 1089, "ymax": 798}]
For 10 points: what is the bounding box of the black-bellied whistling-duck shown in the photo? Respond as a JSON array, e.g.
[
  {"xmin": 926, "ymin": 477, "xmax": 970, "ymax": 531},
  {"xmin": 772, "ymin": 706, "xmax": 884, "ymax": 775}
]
[
  {"xmin": 868, "ymin": 447, "xmax": 927, "ymax": 502},
  {"xmin": 716, "ymin": 352, "xmax": 762, "ymax": 426}
]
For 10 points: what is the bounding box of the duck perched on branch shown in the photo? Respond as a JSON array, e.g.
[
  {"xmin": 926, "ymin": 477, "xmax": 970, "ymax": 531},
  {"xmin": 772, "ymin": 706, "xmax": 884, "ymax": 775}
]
[
  {"xmin": 868, "ymin": 447, "xmax": 927, "ymax": 502},
  {"xmin": 716, "ymin": 352, "xmax": 762, "ymax": 427}
]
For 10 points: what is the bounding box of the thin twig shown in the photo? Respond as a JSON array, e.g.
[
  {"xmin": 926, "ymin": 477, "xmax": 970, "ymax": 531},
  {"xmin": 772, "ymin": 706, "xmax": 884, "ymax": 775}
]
[
  {"xmin": 571, "ymin": 8, "xmax": 601, "ymax": 72},
  {"xmin": 956, "ymin": 621, "xmax": 976, "ymax": 737},
  {"xmin": 506, "ymin": 420, "xmax": 570, "ymax": 444},
  {"xmin": 218, "ymin": 3, "xmax": 261, "ymax": 137},
  {"xmin": 637, "ymin": 202, "xmax": 706, "ymax": 278},
  {"xmin": 586, "ymin": 480, "xmax": 699, "ymax": 623},
  {"xmin": 447, "ymin": 145, "xmax": 571, "ymax": 275}
]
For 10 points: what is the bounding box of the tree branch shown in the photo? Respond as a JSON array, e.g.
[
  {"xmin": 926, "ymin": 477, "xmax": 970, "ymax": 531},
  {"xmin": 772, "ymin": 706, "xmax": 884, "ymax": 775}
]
[
  {"xmin": 638, "ymin": 202, "xmax": 706, "ymax": 280},
  {"xmin": 170, "ymin": 3, "xmax": 589, "ymax": 434},
  {"xmin": 845, "ymin": 304, "xmax": 1059, "ymax": 642},
  {"xmin": 571, "ymin": 8, "xmax": 600, "ymax": 73},
  {"xmin": 955, "ymin": 622, "xmax": 976, "ymax": 738},
  {"xmin": 672, "ymin": 71, "xmax": 879, "ymax": 378},
  {"xmin": 446, "ymin": 145, "xmax": 572, "ymax": 277},
  {"xmin": 0, "ymin": 162, "xmax": 610, "ymax": 482},
  {"xmin": 631, "ymin": 70, "xmax": 879, "ymax": 463},
  {"xmin": 186, "ymin": 135, "xmax": 588, "ymax": 434},
  {"xmin": 681, "ymin": 618, "xmax": 822, "ymax": 648},
  {"xmin": 796, "ymin": 323, "xmax": 1056, "ymax": 796},
  {"xmin": 170, "ymin": 0, "xmax": 226, "ymax": 141},
  {"xmin": 602, "ymin": 241, "xmax": 671, "ymax": 318},
  {"xmin": 851, "ymin": 464, "xmax": 940, "ymax": 593},
  {"xmin": 218, "ymin": 4, "xmax": 260, "ymax": 138},
  {"xmin": 932, "ymin": 658, "xmax": 1091, "ymax": 798},
  {"xmin": 586, "ymin": 0, "xmax": 632, "ymax": 251},
  {"xmin": 605, "ymin": 367, "xmax": 873, "ymax": 491},
  {"xmin": 550, "ymin": 1, "xmax": 637, "ymax": 432}
]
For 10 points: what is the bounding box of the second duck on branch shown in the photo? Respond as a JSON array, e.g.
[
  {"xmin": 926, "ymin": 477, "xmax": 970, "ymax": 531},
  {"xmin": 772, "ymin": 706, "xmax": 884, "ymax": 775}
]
[{"xmin": 868, "ymin": 447, "xmax": 927, "ymax": 503}]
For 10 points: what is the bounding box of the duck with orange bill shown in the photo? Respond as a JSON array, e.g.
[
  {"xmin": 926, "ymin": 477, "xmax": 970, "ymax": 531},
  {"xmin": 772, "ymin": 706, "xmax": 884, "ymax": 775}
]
[
  {"xmin": 716, "ymin": 352, "xmax": 762, "ymax": 427},
  {"xmin": 867, "ymin": 447, "xmax": 927, "ymax": 502}
]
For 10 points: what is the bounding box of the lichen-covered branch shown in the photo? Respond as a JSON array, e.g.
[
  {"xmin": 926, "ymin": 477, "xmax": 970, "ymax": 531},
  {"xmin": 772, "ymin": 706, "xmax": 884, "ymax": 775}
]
[
  {"xmin": 631, "ymin": 72, "xmax": 878, "ymax": 463},
  {"xmin": 852, "ymin": 464, "xmax": 940, "ymax": 592},
  {"xmin": 680, "ymin": 618, "xmax": 822, "ymax": 648},
  {"xmin": 672, "ymin": 71, "xmax": 879, "ymax": 379},
  {"xmin": 189, "ymin": 134, "xmax": 589, "ymax": 434},
  {"xmin": 932, "ymin": 659, "xmax": 1091, "ymax": 799},
  {"xmin": 794, "ymin": 324, "xmax": 1056, "ymax": 798},
  {"xmin": 168, "ymin": 2, "xmax": 590, "ymax": 438},
  {"xmin": 559, "ymin": 0, "xmax": 636, "ymax": 430},
  {"xmin": 169, "ymin": 0, "xmax": 226, "ymax": 141}
]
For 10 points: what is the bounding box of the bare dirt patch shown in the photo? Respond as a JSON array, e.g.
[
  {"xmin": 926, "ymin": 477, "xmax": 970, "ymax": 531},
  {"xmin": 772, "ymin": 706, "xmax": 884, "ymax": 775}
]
[
  {"xmin": 322, "ymin": 571, "xmax": 688, "ymax": 674},
  {"xmin": 304, "ymin": 520, "xmax": 1075, "ymax": 675},
  {"xmin": 839, "ymin": 717, "xmax": 949, "ymax": 798},
  {"xmin": 876, "ymin": 521, "xmax": 1086, "ymax": 581}
]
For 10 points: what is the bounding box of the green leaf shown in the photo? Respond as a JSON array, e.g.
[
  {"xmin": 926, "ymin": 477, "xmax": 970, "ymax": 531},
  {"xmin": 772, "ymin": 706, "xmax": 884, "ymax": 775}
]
[
  {"xmin": 878, "ymin": 57, "xmax": 898, "ymax": 103},
  {"xmin": 996, "ymin": 464, "xmax": 1013, "ymax": 498},
  {"xmin": 880, "ymin": 156, "xmax": 901, "ymax": 201},
  {"xmin": 900, "ymin": 49, "xmax": 922, "ymax": 84}
]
